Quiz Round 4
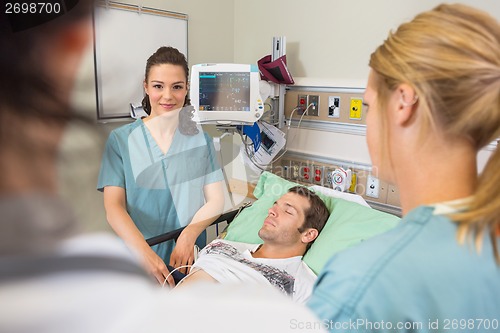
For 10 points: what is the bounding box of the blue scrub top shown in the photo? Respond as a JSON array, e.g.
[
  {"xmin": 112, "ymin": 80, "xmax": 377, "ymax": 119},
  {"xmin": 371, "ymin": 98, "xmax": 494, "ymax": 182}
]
[
  {"xmin": 97, "ymin": 119, "xmax": 223, "ymax": 262},
  {"xmin": 307, "ymin": 206, "xmax": 500, "ymax": 332}
]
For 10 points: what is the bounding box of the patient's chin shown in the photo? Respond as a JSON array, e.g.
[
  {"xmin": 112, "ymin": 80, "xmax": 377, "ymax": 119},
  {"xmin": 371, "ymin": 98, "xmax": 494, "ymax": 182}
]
[{"xmin": 257, "ymin": 228, "xmax": 273, "ymax": 242}]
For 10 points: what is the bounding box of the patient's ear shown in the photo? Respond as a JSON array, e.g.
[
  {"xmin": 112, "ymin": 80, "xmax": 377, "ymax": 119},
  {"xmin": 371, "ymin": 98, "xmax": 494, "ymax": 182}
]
[{"xmin": 301, "ymin": 228, "xmax": 319, "ymax": 244}]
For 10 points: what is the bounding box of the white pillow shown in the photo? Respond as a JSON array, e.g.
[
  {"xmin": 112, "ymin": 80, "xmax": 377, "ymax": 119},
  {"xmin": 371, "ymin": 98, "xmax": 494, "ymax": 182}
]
[{"xmin": 309, "ymin": 185, "xmax": 370, "ymax": 207}]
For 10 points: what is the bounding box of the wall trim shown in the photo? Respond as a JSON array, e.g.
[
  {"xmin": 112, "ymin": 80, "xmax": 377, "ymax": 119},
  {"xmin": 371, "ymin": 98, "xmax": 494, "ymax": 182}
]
[{"xmin": 286, "ymin": 119, "xmax": 367, "ymax": 136}]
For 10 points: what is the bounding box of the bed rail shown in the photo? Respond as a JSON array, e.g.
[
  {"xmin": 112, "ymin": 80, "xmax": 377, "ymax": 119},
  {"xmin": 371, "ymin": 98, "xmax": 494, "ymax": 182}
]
[{"xmin": 146, "ymin": 209, "xmax": 241, "ymax": 247}]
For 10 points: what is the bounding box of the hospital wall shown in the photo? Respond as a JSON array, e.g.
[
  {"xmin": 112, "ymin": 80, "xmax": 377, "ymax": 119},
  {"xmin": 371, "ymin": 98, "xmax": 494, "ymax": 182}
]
[
  {"xmin": 234, "ymin": 0, "xmax": 500, "ymax": 80},
  {"xmin": 228, "ymin": 0, "xmax": 498, "ymax": 192}
]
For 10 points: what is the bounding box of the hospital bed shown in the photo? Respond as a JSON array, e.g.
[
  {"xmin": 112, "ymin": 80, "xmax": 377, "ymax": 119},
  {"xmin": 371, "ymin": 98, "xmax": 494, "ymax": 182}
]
[{"xmin": 146, "ymin": 171, "xmax": 400, "ymax": 274}]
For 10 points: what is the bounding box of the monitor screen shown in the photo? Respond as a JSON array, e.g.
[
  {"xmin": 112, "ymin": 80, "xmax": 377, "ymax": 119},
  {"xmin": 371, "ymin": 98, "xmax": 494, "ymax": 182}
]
[
  {"xmin": 261, "ymin": 130, "xmax": 276, "ymax": 153},
  {"xmin": 190, "ymin": 63, "xmax": 263, "ymax": 125},
  {"xmin": 199, "ymin": 72, "xmax": 250, "ymax": 112}
]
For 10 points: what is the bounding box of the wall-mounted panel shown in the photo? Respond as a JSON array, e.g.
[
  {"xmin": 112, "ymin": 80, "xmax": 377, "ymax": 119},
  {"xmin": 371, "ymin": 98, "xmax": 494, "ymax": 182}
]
[
  {"xmin": 285, "ymin": 87, "xmax": 366, "ymax": 129},
  {"xmin": 272, "ymin": 152, "xmax": 401, "ymax": 217}
]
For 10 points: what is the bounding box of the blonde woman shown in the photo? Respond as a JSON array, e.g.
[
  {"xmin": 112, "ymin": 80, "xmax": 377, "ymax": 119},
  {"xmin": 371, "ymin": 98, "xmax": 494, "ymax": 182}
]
[{"xmin": 308, "ymin": 4, "xmax": 500, "ymax": 330}]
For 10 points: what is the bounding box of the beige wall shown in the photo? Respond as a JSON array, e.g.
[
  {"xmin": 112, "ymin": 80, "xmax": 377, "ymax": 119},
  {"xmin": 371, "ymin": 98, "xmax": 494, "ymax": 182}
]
[
  {"xmin": 136, "ymin": 0, "xmax": 235, "ymax": 67},
  {"xmin": 233, "ymin": 0, "xmax": 500, "ymax": 84},
  {"xmin": 231, "ymin": 0, "xmax": 498, "ymax": 178},
  {"xmin": 73, "ymin": 0, "xmax": 235, "ymax": 113}
]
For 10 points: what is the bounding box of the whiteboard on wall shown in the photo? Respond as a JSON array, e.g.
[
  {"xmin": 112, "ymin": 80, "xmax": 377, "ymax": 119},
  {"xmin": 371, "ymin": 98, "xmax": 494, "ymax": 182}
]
[{"xmin": 93, "ymin": 2, "xmax": 188, "ymax": 120}]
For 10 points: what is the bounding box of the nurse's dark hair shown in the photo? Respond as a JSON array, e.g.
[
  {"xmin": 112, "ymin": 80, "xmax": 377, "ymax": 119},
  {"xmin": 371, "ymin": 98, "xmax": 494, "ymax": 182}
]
[
  {"xmin": 141, "ymin": 46, "xmax": 198, "ymax": 135},
  {"xmin": 369, "ymin": 4, "xmax": 500, "ymax": 262},
  {"xmin": 289, "ymin": 186, "xmax": 330, "ymax": 251}
]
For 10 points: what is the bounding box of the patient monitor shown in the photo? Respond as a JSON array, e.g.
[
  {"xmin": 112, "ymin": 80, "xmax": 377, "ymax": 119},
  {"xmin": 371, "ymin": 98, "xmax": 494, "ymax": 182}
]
[{"xmin": 190, "ymin": 64, "xmax": 264, "ymax": 125}]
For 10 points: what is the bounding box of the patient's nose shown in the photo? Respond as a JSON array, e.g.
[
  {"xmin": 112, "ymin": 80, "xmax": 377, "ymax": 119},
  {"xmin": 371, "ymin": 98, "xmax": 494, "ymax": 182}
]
[{"xmin": 268, "ymin": 206, "xmax": 278, "ymax": 217}]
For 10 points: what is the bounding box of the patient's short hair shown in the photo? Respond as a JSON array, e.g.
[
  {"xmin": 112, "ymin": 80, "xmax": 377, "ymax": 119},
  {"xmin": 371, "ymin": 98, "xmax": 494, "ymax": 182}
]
[{"xmin": 288, "ymin": 186, "xmax": 329, "ymax": 236}]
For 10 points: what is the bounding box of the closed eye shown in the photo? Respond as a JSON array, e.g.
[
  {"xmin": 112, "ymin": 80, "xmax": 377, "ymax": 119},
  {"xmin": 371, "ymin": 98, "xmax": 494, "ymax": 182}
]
[{"xmin": 284, "ymin": 203, "xmax": 297, "ymax": 215}]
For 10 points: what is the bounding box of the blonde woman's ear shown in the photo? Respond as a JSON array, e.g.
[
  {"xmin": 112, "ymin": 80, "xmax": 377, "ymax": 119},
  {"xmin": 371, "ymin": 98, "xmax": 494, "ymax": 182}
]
[{"xmin": 395, "ymin": 83, "xmax": 418, "ymax": 126}]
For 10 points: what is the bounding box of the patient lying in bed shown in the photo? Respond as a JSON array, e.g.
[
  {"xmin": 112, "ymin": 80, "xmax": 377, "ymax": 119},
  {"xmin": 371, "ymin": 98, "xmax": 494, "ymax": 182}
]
[{"xmin": 177, "ymin": 186, "xmax": 330, "ymax": 303}]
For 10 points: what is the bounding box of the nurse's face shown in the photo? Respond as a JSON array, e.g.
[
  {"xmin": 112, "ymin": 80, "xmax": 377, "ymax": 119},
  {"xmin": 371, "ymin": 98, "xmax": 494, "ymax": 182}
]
[
  {"xmin": 144, "ymin": 64, "xmax": 187, "ymax": 117},
  {"xmin": 364, "ymin": 70, "xmax": 383, "ymax": 178}
]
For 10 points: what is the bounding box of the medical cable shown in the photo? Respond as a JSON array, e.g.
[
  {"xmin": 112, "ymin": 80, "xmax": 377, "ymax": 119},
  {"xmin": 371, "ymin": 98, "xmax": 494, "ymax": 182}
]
[
  {"xmin": 265, "ymin": 103, "xmax": 314, "ymax": 165},
  {"xmin": 237, "ymin": 129, "xmax": 267, "ymax": 171},
  {"xmin": 243, "ymin": 105, "xmax": 300, "ymax": 169},
  {"xmin": 244, "ymin": 140, "xmax": 266, "ymax": 171},
  {"xmin": 287, "ymin": 107, "xmax": 299, "ymax": 131},
  {"xmin": 162, "ymin": 265, "xmax": 192, "ymax": 288},
  {"xmin": 262, "ymin": 102, "xmax": 279, "ymax": 125},
  {"xmin": 240, "ymin": 103, "xmax": 313, "ymax": 169},
  {"xmin": 296, "ymin": 103, "xmax": 313, "ymax": 129}
]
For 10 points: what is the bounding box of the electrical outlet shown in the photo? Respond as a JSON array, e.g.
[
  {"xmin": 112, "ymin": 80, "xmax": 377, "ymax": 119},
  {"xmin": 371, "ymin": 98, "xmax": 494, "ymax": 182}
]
[
  {"xmin": 308, "ymin": 95, "xmax": 320, "ymax": 116},
  {"xmin": 312, "ymin": 165, "xmax": 323, "ymax": 185},
  {"xmin": 366, "ymin": 174, "xmax": 380, "ymax": 198},
  {"xmin": 300, "ymin": 163, "xmax": 312, "ymax": 183},
  {"xmin": 328, "ymin": 96, "xmax": 340, "ymax": 118}
]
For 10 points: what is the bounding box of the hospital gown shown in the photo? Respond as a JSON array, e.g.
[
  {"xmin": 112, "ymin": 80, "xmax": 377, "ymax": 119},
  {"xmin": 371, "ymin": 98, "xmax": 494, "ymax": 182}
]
[
  {"xmin": 191, "ymin": 239, "xmax": 317, "ymax": 303},
  {"xmin": 97, "ymin": 119, "xmax": 223, "ymax": 262}
]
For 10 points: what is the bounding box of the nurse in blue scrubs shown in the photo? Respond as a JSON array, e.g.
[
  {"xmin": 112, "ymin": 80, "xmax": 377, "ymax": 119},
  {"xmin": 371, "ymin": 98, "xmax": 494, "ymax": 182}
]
[{"xmin": 97, "ymin": 46, "xmax": 224, "ymax": 286}]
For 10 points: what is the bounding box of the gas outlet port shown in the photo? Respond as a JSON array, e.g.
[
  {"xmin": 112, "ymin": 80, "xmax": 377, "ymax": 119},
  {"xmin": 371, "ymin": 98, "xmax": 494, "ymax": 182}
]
[
  {"xmin": 297, "ymin": 95, "xmax": 308, "ymax": 115},
  {"xmin": 308, "ymin": 95, "xmax": 319, "ymax": 116},
  {"xmin": 366, "ymin": 175, "xmax": 380, "ymax": 198}
]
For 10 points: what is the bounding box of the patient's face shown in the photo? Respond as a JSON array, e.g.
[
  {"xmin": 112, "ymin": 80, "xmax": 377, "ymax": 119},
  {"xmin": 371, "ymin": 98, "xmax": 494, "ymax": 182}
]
[{"xmin": 259, "ymin": 192, "xmax": 310, "ymax": 246}]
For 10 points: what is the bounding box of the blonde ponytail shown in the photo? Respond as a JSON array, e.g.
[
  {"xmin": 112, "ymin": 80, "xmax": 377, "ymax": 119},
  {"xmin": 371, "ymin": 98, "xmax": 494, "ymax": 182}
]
[{"xmin": 455, "ymin": 143, "xmax": 500, "ymax": 263}]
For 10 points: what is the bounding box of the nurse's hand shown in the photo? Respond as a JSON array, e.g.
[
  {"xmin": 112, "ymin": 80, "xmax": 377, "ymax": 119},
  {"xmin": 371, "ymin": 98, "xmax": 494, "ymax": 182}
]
[
  {"xmin": 140, "ymin": 246, "xmax": 175, "ymax": 287},
  {"xmin": 170, "ymin": 230, "xmax": 196, "ymax": 275}
]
